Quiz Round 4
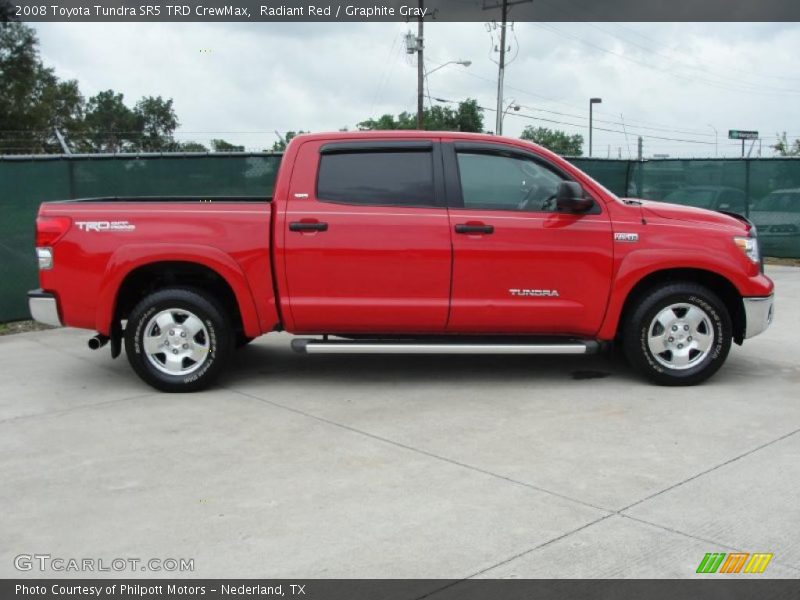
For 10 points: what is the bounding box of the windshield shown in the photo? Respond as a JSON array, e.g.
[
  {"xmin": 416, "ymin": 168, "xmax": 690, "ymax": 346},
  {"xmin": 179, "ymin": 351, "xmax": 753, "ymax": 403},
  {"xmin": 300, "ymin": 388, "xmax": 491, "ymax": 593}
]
[
  {"xmin": 751, "ymin": 192, "xmax": 800, "ymax": 212},
  {"xmin": 664, "ymin": 188, "xmax": 717, "ymax": 208}
]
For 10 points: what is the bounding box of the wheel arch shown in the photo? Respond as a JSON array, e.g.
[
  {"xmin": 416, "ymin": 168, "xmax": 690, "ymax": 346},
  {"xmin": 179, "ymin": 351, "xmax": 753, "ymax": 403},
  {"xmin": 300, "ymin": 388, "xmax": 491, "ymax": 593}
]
[
  {"xmin": 113, "ymin": 261, "xmax": 246, "ymax": 334},
  {"xmin": 613, "ymin": 268, "xmax": 745, "ymax": 345},
  {"xmin": 96, "ymin": 245, "xmax": 264, "ymax": 339}
]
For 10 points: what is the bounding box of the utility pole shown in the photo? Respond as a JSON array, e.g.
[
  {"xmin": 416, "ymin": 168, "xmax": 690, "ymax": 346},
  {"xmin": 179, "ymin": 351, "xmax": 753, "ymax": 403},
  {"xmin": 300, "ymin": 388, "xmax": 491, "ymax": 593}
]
[
  {"xmin": 483, "ymin": 0, "xmax": 530, "ymax": 135},
  {"xmin": 495, "ymin": 0, "xmax": 508, "ymax": 135},
  {"xmin": 637, "ymin": 136, "xmax": 643, "ymax": 160},
  {"xmin": 588, "ymin": 97, "xmax": 602, "ymax": 156},
  {"xmin": 707, "ymin": 124, "xmax": 718, "ymax": 157},
  {"xmin": 416, "ymin": 0, "xmax": 425, "ymax": 130}
]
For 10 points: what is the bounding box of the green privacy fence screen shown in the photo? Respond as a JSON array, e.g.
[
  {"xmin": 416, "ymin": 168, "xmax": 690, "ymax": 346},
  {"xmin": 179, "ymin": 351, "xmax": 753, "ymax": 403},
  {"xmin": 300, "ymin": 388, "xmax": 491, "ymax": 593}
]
[
  {"xmin": 1, "ymin": 153, "xmax": 799, "ymax": 322},
  {"xmin": 0, "ymin": 153, "xmax": 281, "ymax": 323},
  {"xmin": 572, "ymin": 157, "xmax": 800, "ymax": 260}
]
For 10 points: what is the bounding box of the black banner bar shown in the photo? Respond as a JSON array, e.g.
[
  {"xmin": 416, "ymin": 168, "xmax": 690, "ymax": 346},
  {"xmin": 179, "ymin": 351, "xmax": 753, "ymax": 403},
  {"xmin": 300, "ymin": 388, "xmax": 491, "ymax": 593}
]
[
  {"xmin": 4, "ymin": 579, "xmax": 800, "ymax": 600},
  {"xmin": 5, "ymin": 0, "xmax": 800, "ymax": 22}
]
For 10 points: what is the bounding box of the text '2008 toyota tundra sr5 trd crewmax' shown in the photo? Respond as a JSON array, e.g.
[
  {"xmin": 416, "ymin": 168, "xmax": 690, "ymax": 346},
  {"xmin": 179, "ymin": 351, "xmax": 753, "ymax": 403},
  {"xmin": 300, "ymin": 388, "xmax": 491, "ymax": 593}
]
[{"xmin": 29, "ymin": 131, "xmax": 774, "ymax": 391}]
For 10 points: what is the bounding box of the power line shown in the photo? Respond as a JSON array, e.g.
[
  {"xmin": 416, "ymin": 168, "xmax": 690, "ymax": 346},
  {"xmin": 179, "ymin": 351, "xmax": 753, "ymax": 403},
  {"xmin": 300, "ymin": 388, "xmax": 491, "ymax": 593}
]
[
  {"xmin": 426, "ymin": 57, "xmax": 721, "ymax": 137},
  {"xmin": 527, "ymin": 0, "xmax": 800, "ymax": 86},
  {"xmin": 513, "ymin": 103, "xmax": 715, "ymax": 137},
  {"xmin": 532, "ymin": 22, "xmax": 800, "ymax": 97},
  {"xmin": 432, "ymin": 95, "xmax": 717, "ymax": 145}
]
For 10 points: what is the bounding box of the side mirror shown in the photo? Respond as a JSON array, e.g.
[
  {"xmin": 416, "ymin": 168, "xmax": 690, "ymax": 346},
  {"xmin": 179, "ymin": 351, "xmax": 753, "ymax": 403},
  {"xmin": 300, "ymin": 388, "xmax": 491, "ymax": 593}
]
[{"xmin": 556, "ymin": 181, "xmax": 593, "ymax": 213}]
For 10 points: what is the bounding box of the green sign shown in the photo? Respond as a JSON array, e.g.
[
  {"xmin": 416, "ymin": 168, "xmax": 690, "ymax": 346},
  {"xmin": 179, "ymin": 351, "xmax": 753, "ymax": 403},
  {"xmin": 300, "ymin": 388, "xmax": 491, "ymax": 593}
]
[{"xmin": 729, "ymin": 130, "xmax": 759, "ymax": 140}]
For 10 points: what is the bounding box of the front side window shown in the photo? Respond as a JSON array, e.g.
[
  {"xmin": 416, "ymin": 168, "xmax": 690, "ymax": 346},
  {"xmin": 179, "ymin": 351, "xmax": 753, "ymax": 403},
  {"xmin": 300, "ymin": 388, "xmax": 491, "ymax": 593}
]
[
  {"xmin": 317, "ymin": 150, "xmax": 435, "ymax": 207},
  {"xmin": 456, "ymin": 151, "xmax": 564, "ymax": 212}
]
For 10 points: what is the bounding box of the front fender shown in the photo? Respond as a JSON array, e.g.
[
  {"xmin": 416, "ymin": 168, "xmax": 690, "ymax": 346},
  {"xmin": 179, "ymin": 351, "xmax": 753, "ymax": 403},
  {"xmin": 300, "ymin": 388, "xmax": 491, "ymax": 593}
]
[
  {"xmin": 96, "ymin": 244, "xmax": 263, "ymax": 337},
  {"xmin": 597, "ymin": 248, "xmax": 765, "ymax": 341}
]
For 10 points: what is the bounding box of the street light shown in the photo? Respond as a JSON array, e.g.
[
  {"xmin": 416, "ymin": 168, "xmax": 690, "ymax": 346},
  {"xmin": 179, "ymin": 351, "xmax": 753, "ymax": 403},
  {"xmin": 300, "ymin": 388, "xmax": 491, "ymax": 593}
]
[
  {"xmin": 589, "ymin": 97, "xmax": 602, "ymax": 157},
  {"xmin": 425, "ymin": 59, "xmax": 471, "ymax": 77},
  {"xmin": 421, "ymin": 60, "xmax": 471, "ymax": 127},
  {"xmin": 707, "ymin": 124, "xmax": 718, "ymax": 157},
  {"xmin": 501, "ymin": 99, "xmax": 520, "ymax": 131}
]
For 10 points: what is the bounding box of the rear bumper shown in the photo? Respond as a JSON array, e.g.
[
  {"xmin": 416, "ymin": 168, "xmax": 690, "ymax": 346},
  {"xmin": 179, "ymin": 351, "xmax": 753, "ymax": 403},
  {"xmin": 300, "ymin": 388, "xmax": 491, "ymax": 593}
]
[
  {"xmin": 28, "ymin": 289, "xmax": 62, "ymax": 327},
  {"xmin": 743, "ymin": 294, "xmax": 774, "ymax": 339}
]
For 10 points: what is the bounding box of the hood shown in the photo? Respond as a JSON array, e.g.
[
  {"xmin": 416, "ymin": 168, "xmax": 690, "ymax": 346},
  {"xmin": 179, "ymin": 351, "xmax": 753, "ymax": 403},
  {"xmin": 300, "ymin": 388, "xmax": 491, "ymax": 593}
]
[{"xmin": 625, "ymin": 199, "xmax": 747, "ymax": 231}]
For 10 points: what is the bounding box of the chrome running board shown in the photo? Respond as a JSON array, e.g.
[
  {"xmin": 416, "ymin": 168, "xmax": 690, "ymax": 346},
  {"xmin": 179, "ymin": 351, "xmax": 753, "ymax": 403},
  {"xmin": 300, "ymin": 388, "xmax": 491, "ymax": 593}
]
[{"xmin": 291, "ymin": 338, "xmax": 599, "ymax": 355}]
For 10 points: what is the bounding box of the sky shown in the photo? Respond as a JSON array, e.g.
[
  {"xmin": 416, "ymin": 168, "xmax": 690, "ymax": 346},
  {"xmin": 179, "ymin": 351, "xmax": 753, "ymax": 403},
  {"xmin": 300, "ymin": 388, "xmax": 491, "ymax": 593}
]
[{"xmin": 32, "ymin": 21, "xmax": 800, "ymax": 158}]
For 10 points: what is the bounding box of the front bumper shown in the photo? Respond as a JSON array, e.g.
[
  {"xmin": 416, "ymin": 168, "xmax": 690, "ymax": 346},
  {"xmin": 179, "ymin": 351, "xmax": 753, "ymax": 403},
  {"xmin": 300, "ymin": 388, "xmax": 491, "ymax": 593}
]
[
  {"xmin": 743, "ymin": 294, "xmax": 774, "ymax": 339},
  {"xmin": 28, "ymin": 289, "xmax": 62, "ymax": 327}
]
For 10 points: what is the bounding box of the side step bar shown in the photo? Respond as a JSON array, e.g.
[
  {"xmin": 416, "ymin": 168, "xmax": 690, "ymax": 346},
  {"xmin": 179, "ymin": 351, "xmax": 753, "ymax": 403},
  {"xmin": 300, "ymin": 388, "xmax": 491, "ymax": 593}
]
[{"xmin": 291, "ymin": 338, "xmax": 599, "ymax": 355}]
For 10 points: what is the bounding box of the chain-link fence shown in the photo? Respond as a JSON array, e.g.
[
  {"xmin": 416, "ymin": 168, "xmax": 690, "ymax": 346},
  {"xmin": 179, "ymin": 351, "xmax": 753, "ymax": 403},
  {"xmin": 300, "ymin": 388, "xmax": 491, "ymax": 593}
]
[{"xmin": 1, "ymin": 153, "xmax": 798, "ymax": 322}]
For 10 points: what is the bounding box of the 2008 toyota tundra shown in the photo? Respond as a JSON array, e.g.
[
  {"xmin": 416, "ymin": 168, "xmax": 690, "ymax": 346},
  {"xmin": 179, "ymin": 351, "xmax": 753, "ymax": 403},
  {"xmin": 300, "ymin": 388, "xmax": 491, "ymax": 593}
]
[{"xmin": 29, "ymin": 131, "xmax": 774, "ymax": 391}]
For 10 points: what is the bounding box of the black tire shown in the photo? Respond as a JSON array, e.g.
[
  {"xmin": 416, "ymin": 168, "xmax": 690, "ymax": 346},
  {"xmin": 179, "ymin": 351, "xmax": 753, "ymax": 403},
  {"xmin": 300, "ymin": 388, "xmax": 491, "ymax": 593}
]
[
  {"xmin": 622, "ymin": 282, "xmax": 732, "ymax": 386},
  {"xmin": 124, "ymin": 288, "xmax": 234, "ymax": 392}
]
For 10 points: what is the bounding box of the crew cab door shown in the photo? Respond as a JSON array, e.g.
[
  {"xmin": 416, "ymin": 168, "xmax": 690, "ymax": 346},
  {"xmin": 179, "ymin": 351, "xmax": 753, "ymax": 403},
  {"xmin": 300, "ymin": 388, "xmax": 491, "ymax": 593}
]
[
  {"xmin": 281, "ymin": 139, "xmax": 451, "ymax": 333},
  {"xmin": 443, "ymin": 141, "xmax": 613, "ymax": 335}
]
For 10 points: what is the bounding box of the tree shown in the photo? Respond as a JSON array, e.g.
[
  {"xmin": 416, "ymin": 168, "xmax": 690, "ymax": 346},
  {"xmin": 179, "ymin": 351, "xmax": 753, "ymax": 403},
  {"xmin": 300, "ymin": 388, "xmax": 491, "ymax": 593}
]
[
  {"xmin": 1, "ymin": 24, "xmax": 182, "ymax": 154},
  {"xmin": 41, "ymin": 79, "xmax": 84, "ymax": 150},
  {"xmin": 452, "ymin": 99, "xmax": 483, "ymax": 133},
  {"xmin": 178, "ymin": 141, "xmax": 208, "ymax": 152},
  {"xmin": 772, "ymin": 132, "xmax": 800, "ymax": 157},
  {"xmin": 1, "ymin": 0, "xmax": 16, "ymax": 22},
  {"xmin": 0, "ymin": 22, "xmax": 84, "ymax": 153},
  {"xmin": 357, "ymin": 99, "xmax": 484, "ymax": 132},
  {"xmin": 134, "ymin": 96, "xmax": 179, "ymax": 152},
  {"xmin": 270, "ymin": 130, "xmax": 307, "ymax": 152},
  {"xmin": 356, "ymin": 113, "xmax": 409, "ymax": 130},
  {"xmin": 82, "ymin": 90, "xmax": 138, "ymax": 152},
  {"xmin": 520, "ymin": 126, "xmax": 584, "ymax": 156},
  {"xmin": 210, "ymin": 139, "xmax": 244, "ymax": 152}
]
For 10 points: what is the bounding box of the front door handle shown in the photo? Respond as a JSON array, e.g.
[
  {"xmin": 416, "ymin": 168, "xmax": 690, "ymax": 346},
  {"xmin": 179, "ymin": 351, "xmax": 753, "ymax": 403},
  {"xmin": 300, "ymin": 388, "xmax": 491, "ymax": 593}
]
[
  {"xmin": 289, "ymin": 221, "xmax": 328, "ymax": 232},
  {"xmin": 455, "ymin": 223, "xmax": 494, "ymax": 234}
]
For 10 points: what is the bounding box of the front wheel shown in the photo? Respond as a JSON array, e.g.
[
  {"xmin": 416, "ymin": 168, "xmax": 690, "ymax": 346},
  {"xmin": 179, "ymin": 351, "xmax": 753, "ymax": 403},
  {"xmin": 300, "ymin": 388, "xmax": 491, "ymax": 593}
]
[
  {"xmin": 622, "ymin": 283, "xmax": 732, "ymax": 386},
  {"xmin": 124, "ymin": 288, "xmax": 234, "ymax": 392}
]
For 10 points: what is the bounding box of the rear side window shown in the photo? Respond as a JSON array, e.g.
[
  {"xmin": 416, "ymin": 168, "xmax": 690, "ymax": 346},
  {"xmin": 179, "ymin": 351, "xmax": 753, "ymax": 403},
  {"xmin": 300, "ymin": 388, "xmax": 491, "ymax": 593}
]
[{"xmin": 317, "ymin": 151, "xmax": 435, "ymax": 207}]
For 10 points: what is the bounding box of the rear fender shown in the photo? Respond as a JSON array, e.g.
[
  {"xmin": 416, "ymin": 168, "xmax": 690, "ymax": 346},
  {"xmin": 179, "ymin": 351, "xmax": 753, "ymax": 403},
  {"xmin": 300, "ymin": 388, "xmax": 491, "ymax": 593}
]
[{"xmin": 96, "ymin": 244, "xmax": 264, "ymax": 337}]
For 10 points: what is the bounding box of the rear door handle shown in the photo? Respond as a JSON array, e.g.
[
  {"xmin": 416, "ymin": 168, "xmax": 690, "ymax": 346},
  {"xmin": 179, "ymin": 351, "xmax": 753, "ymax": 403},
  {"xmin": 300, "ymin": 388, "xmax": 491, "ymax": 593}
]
[
  {"xmin": 455, "ymin": 223, "xmax": 494, "ymax": 234},
  {"xmin": 289, "ymin": 221, "xmax": 328, "ymax": 232}
]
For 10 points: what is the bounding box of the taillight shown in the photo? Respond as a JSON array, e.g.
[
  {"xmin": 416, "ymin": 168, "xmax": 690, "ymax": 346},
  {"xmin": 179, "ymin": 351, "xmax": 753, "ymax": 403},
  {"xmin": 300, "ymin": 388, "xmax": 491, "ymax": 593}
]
[{"xmin": 35, "ymin": 216, "xmax": 71, "ymax": 247}]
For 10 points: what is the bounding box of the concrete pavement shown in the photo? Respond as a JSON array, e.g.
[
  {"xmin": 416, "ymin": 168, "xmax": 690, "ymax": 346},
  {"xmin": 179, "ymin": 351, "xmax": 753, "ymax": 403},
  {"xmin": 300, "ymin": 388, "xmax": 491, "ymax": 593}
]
[{"xmin": 1, "ymin": 266, "xmax": 798, "ymax": 579}]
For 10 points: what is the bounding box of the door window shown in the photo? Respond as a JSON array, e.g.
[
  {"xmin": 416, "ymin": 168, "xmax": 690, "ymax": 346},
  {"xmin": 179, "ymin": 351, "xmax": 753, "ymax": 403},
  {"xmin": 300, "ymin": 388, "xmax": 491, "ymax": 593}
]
[
  {"xmin": 317, "ymin": 150, "xmax": 435, "ymax": 207},
  {"xmin": 456, "ymin": 151, "xmax": 565, "ymax": 212}
]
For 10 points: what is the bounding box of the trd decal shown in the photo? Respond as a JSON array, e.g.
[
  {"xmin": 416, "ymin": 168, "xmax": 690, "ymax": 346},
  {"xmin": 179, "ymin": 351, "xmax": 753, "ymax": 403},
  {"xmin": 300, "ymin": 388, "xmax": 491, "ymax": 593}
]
[{"xmin": 75, "ymin": 221, "xmax": 136, "ymax": 232}]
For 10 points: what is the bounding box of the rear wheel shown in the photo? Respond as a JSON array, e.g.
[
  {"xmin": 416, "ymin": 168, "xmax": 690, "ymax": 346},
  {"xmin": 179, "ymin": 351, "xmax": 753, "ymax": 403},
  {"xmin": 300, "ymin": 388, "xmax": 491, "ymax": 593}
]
[
  {"xmin": 622, "ymin": 283, "xmax": 732, "ymax": 385},
  {"xmin": 124, "ymin": 288, "xmax": 233, "ymax": 392}
]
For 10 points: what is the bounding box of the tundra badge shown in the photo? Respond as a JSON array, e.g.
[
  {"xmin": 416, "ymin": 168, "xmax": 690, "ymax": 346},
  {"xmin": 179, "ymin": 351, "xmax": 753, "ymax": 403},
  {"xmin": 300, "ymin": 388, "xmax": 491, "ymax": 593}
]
[{"xmin": 509, "ymin": 289, "xmax": 560, "ymax": 297}]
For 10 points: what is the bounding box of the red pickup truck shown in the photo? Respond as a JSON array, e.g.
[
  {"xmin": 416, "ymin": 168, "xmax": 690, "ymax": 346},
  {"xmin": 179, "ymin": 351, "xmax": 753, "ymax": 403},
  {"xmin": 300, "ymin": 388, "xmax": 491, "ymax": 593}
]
[{"xmin": 29, "ymin": 131, "xmax": 774, "ymax": 391}]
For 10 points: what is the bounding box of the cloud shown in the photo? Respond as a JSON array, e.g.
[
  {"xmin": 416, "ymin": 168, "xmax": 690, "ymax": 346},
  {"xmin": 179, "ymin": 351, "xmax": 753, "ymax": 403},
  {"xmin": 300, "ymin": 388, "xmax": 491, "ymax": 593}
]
[{"xmin": 33, "ymin": 21, "xmax": 800, "ymax": 157}]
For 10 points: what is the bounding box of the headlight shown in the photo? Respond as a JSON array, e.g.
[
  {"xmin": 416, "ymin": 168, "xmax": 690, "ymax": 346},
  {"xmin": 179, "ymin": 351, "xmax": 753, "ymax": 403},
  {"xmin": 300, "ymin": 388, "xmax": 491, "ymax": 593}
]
[{"xmin": 734, "ymin": 236, "xmax": 760, "ymax": 264}]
